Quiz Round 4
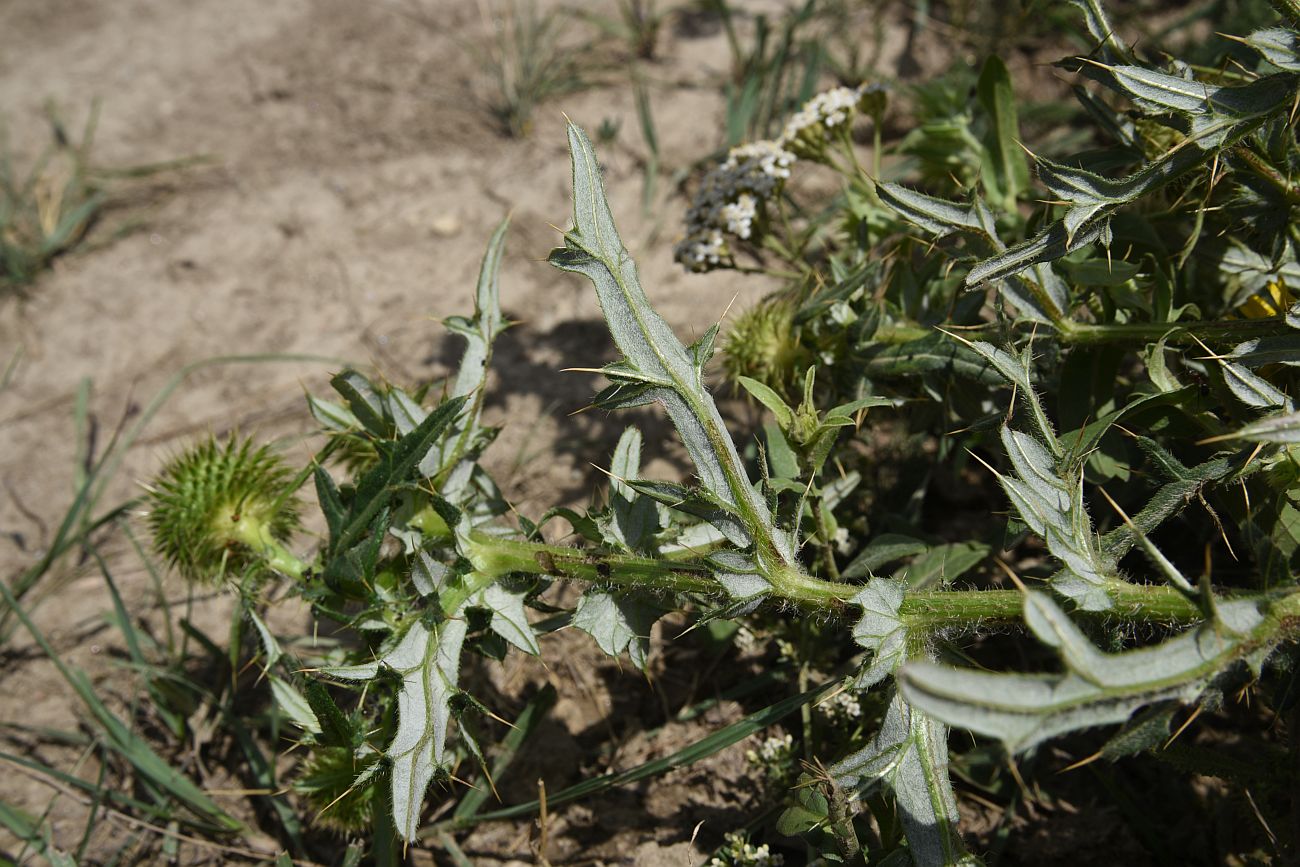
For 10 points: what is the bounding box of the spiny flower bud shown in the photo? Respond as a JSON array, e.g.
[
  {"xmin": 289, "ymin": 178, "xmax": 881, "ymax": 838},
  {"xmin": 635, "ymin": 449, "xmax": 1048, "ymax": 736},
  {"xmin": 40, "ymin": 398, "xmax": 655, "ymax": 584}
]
[
  {"xmin": 294, "ymin": 746, "xmax": 379, "ymax": 833},
  {"xmin": 145, "ymin": 436, "xmax": 303, "ymax": 583},
  {"xmin": 722, "ymin": 295, "xmax": 810, "ymax": 392}
]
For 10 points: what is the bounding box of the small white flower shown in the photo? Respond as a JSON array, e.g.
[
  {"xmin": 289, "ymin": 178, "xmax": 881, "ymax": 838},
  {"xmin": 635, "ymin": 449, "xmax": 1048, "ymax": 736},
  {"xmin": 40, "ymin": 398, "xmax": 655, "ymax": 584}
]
[
  {"xmin": 820, "ymin": 688, "xmax": 862, "ymax": 721},
  {"xmin": 713, "ymin": 831, "xmax": 785, "ymax": 866},
  {"xmin": 720, "ymin": 193, "xmax": 758, "ymax": 239}
]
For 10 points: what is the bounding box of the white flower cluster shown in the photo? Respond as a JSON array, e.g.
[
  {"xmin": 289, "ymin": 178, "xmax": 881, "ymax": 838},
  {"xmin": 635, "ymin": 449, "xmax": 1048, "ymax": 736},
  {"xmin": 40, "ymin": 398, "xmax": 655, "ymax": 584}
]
[
  {"xmin": 707, "ymin": 831, "xmax": 785, "ymax": 867},
  {"xmin": 818, "ymin": 688, "xmax": 862, "ymax": 721},
  {"xmin": 781, "ymin": 82, "xmax": 888, "ymax": 159},
  {"xmin": 676, "ymin": 83, "xmax": 886, "ymax": 272},
  {"xmin": 744, "ymin": 732, "xmax": 794, "ymax": 766},
  {"xmin": 675, "ymin": 140, "xmax": 795, "ymax": 271}
]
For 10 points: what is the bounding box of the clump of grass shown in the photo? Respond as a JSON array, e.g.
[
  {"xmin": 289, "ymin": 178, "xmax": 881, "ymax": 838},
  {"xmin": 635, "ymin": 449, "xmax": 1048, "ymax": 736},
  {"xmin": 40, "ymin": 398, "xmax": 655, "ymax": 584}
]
[
  {"xmin": 0, "ymin": 104, "xmax": 199, "ymax": 295},
  {"xmin": 473, "ymin": 0, "xmax": 588, "ymax": 137},
  {"xmin": 0, "ymin": 106, "xmax": 106, "ymax": 292},
  {"xmin": 579, "ymin": 0, "xmax": 670, "ymax": 61}
]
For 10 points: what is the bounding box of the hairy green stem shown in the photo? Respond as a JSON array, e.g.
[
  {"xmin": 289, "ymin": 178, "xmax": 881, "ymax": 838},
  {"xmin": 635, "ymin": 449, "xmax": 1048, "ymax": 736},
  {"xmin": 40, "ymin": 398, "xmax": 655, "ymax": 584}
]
[
  {"xmin": 464, "ymin": 532, "xmax": 1237, "ymax": 627},
  {"xmin": 1054, "ymin": 316, "xmax": 1287, "ymax": 346},
  {"xmin": 230, "ymin": 517, "xmax": 307, "ymax": 581},
  {"xmin": 870, "ymin": 317, "xmax": 1289, "ymax": 350}
]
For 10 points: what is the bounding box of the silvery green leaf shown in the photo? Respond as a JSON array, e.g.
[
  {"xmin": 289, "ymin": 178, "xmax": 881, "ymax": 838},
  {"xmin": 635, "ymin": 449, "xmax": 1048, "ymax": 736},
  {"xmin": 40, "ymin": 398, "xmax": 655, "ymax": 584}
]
[
  {"xmin": 965, "ymin": 219, "xmax": 1106, "ymax": 286},
  {"xmin": 830, "ymin": 691, "xmax": 968, "ymax": 865},
  {"xmin": 332, "ymin": 370, "xmax": 388, "ymax": 436},
  {"xmin": 660, "ymin": 518, "xmax": 729, "ymax": 555},
  {"xmin": 411, "ymin": 551, "xmax": 446, "ymax": 598},
  {"xmin": 474, "ymin": 584, "xmax": 540, "ymax": 655},
  {"xmin": 247, "ymin": 609, "xmax": 282, "ymax": 669},
  {"xmin": 551, "ymin": 123, "xmax": 792, "ymax": 568},
  {"xmin": 877, "ymin": 182, "xmax": 1070, "ymax": 321},
  {"xmin": 609, "ymin": 427, "xmax": 658, "ymax": 551},
  {"xmin": 451, "ymin": 217, "xmax": 510, "ymax": 403},
  {"xmin": 851, "ymin": 578, "xmax": 907, "ymax": 688},
  {"xmin": 1036, "ymin": 156, "xmax": 1128, "ymax": 205},
  {"xmin": 1045, "ymin": 524, "xmax": 1112, "ymax": 612},
  {"xmin": 420, "ymin": 218, "xmax": 510, "ymax": 487},
  {"xmin": 628, "ymin": 479, "xmax": 752, "ymax": 547},
  {"xmin": 1225, "ymin": 410, "xmax": 1300, "ymax": 443},
  {"xmin": 1034, "ymin": 157, "xmax": 1130, "ymax": 243},
  {"xmin": 1229, "ymin": 336, "xmax": 1300, "ymax": 367},
  {"xmin": 1000, "ymin": 428, "xmax": 1065, "ymax": 500},
  {"xmin": 1027, "ymin": 263, "xmax": 1071, "ymax": 317},
  {"xmin": 962, "ymin": 341, "xmax": 1032, "ymax": 392},
  {"xmin": 1245, "ymin": 27, "xmax": 1300, "ymax": 70},
  {"xmin": 1099, "ymin": 64, "xmax": 1219, "ymax": 115},
  {"xmin": 1070, "ymin": 0, "xmax": 1134, "ymax": 64},
  {"xmin": 877, "ymin": 183, "xmax": 998, "ymax": 239},
  {"xmin": 571, "ymin": 590, "xmax": 663, "ymax": 670},
  {"xmin": 991, "ymin": 424, "xmax": 1113, "ymax": 610},
  {"xmin": 1218, "ymin": 242, "xmax": 1300, "ymax": 292},
  {"xmin": 708, "ymin": 549, "xmax": 770, "ymax": 601},
  {"xmin": 323, "ymin": 619, "xmax": 467, "ymax": 840},
  {"xmin": 269, "ymin": 676, "xmax": 320, "ymax": 734},
  {"xmin": 386, "ymin": 388, "xmax": 428, "ymax": 436},
  {"xmin": 897, "ymin": 592, "xmax": 1269, "ymax": 753},
  {"xmin": 1221, "ymin": 360, "xmax": 1292, "ymax": 409},
  {"xmin": 308, "ymin": 395, "xmax": 359, "ymax": 432}
]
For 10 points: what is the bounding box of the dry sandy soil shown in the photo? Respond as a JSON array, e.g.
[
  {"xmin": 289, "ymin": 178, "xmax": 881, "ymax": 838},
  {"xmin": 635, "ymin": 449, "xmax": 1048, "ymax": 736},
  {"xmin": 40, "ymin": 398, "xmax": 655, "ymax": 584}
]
[
  {"xmin": 0, "ymin": 1, "xmax": 829, "ymax": 863},
  {"xmin": 0, "ymin": 1, "xmax": 1126, "ymax": 865}
]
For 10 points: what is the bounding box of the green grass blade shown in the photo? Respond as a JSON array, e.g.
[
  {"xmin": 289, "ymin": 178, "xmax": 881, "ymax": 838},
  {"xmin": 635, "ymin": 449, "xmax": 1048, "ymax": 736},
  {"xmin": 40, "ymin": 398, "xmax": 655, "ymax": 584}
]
[
  {"xmin": 452, "ymin": 683, "xmax": 557, "ymax": 821},
  {"xmin": 0, "ymin": 579, "xmax": 241, "ymax": 831},
  {"xmin": 429, "ymin": 677, "xmax": 836, "ymax": 833}
]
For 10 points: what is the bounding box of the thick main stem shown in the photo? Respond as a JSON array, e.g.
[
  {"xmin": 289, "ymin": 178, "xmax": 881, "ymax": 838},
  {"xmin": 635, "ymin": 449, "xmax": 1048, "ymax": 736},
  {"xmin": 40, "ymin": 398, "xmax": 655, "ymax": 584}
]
[
  {"xmin": 868, "ymin": 317, "xmax": 1289, "ymax": 349},
  {"xmin": 231, "ymin": 517, "xmax": 307, "ymax": 580},
  {"xmin": 464, "ymin": 532, "xmax": 1220, "ymax": 627}
]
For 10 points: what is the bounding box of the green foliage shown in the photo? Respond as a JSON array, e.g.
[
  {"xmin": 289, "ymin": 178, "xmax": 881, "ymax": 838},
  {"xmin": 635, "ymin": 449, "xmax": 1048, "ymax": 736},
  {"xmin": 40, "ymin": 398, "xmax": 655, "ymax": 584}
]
[{"xmin": 119, "ymin": 2, "xmax": 1300, "ymax": 863}]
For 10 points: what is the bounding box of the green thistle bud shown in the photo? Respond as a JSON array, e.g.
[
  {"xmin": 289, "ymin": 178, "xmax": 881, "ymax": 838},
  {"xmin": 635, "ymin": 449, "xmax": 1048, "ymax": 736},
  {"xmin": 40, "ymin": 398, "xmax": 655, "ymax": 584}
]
[
  {"xmin": 294, "ymin": 746, "xmax": 380, "ymax": 833},
  {"xmin": 722, "ymin": 295, "xmax": 811, "ymax": 393},
  {"xmin": 145, "ymin": 436, "xmax": 304, "ymax": 583}
]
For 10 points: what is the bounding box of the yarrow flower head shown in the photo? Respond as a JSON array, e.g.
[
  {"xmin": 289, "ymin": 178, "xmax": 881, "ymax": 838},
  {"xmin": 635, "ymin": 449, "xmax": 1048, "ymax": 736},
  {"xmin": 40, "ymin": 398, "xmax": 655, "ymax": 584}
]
[
  {"xmin": 707, "ymin": 831, "xmax": 785, "ymax": 867},
  {"xmin": 675, "ymin": 82, "xmax": 887, "ymax": 272},
  {"xmin": 745, "ymin": 732, "xmax": 795, "ymax": 767},
  {"xmin": 780, "ymin": 83, "xmax": 888, "ymax": 161},
  {"xmin": 818, "ymin": 688, "xmax": 863, "ymax": 722},
  {"xmin": 674, "ymin": 140, "xmax": 795, "ymax": 272}
]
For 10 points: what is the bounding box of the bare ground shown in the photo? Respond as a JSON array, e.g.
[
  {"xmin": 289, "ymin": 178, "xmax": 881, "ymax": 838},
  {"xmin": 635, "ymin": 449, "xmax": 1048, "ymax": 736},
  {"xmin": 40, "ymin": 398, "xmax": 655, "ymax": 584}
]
[{"xmin": 0, "ymin": 1, "xmax": 1146, "ymax": 864}]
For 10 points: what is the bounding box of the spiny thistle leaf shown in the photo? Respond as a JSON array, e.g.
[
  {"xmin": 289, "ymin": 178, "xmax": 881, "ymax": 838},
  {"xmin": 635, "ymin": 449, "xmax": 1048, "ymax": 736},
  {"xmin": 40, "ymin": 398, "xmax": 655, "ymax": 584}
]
[
  {"xmin": 324, "ymin": 618, "xmax": 468, "ymax": 842},
  {"xmin": 549, "ymin": 121, "xmax": 796, "ymax": 573},
  {"xmin": 571, "ymin": 590, "xmax": 663, "ymax": 670},
  {"xmin": 421, "ymin": 216, "xmax": 511, "ymax": 491},
  {"xmin": 830, "ymin": 691, "xmax": 974, "ymax": 866},
  {"xmin": 850, "ymin": 577, "xmax": 907, "ymax": 688},
  {"xmin": 1225, "ymin": 410, "xmax": 1300, "ymax": 443},
  {"xmin": 896, "ymin": 591, "xmax": 1277, "ymax": 754}
]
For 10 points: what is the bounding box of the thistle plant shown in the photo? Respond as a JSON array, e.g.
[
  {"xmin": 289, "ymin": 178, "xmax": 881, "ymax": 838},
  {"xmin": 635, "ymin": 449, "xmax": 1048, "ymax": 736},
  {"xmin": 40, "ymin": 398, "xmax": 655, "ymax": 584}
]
[{"xmin": 143, "ymin": 2, "xmax": 1300, "ymax": 863}]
